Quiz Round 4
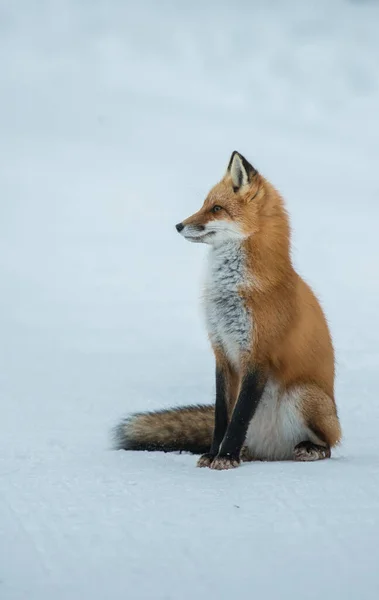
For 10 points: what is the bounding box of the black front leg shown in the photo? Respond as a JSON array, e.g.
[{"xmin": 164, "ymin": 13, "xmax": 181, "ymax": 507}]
[
  {"xmin": 210, "ymin": 366, "xmax": 229, "ymax": 454},
  {"xmin": 211, "ymin": 369, "xmax": 266, "ymax": 470},
  {"xmin": 197, "ymin": 366, "xmax": 228, "ymax": 467}
]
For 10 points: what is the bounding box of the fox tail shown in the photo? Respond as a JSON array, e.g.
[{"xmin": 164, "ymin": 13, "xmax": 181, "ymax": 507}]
[{"xmin": 114, "ymin": 404, "xmax": 214, "ymax": 454}]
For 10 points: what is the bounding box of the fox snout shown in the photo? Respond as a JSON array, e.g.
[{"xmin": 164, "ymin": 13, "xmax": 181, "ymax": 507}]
[
  {"xmin": 175, "ymin": 221, "xmax": 207, "ymax": 243},
  {"xmin": 175, "ymin": 222, "xmax": 205, "ymax": 233}
]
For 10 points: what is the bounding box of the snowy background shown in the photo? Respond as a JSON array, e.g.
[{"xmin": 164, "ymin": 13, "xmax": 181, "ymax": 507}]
[{"xmin": 1, "ymin": 0, "xmax": 379, "ymax": 598}]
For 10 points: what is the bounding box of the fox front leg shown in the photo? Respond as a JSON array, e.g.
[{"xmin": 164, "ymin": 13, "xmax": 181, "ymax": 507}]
[
  {"xmin": 210, "ymin": 368, "xmax": 266, "ymax": 470},
  {"xmin": 197, "ymin": 365, "xmax": 229, "ymax": 467}
]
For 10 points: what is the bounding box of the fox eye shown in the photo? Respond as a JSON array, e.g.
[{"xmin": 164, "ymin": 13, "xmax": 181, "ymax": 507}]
[{"xmin": 211, "ymin": 205, "xmax": 222, "ymax": 213}]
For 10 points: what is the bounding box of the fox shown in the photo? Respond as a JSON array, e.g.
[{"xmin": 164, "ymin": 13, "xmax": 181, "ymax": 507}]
[{"xmin": 115, "ymin": 151, "xmax": 342, "ymax": 470}]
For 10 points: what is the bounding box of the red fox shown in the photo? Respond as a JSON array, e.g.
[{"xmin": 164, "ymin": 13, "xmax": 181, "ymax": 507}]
[{"xmin": 115, "ymin": 151, "xmax": 342, "ymax": 469}]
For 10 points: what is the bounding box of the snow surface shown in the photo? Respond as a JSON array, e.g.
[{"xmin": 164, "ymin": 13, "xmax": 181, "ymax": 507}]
[{"xmin": 1, "ymin": 1, "xmax": 379, "ymax": 598}]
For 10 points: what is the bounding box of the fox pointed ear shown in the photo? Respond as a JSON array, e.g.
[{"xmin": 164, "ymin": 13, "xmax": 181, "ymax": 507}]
[{"xmin": 227, "ymin": 151, "xmax": 257, "ymax": 192}]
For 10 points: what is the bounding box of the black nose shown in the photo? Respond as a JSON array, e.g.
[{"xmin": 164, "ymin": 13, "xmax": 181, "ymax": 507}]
[{"xmin": 175, "ymin": 223, "xmax": 184, "ymax": 233}]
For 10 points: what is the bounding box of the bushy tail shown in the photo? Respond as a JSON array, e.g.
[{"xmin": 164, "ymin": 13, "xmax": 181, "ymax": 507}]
[{"xmin": 114, "ymin": 404, "xmax": 214, "ymax": 454}]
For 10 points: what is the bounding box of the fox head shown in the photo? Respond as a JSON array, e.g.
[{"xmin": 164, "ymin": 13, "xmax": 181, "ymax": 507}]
[{"xmin": 175, "ymin": 151, "xmax": 271, "ymax": 247}]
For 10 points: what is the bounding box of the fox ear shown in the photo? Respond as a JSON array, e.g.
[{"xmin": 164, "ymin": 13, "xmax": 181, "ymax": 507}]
[{"xmin": 227, "ymin": 151, "xmax": 257, "ymax": 192}]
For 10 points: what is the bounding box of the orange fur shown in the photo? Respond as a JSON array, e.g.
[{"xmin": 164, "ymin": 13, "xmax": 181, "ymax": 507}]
[
  {"xmin": 115, "ymin": 152, "xmax": 341, "ymax": 463},
  {"xmin": 180, "ymin": 155, "xmax": 341, "ymax": 451}
]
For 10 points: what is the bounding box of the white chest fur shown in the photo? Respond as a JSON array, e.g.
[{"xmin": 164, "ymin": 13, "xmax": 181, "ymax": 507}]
[{"xmin": 203, "ymin": 242, "xmax": 252, "ymax": 367}]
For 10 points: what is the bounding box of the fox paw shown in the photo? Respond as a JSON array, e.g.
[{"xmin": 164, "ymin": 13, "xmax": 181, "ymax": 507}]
[
  {"xmin": 210, "ymin": 455, "xmax": 240, "ymax": 471},
  {"xmin": 197, "ymin": 453, "xmax": 215, "ymax": 468},
  {"xmin": 240, "ymin": 446, "xmax": 254, "ymax": 462},
  {"xmin": 293, "ymin": 441, "xmax": 331, "ymax": 462}
]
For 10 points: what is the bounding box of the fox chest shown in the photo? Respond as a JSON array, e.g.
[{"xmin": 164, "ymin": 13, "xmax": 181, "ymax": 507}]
[{"xmin": 204, "ymin": 244, "xmax": 252, "ymax": 367}]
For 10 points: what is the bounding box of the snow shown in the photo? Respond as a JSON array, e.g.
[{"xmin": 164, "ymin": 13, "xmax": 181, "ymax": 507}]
[{"xmin": 1, "ymin": 0, "xmax": 379, "ymax": 598}]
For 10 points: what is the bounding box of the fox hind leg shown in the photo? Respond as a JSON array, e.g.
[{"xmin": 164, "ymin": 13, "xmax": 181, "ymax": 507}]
[
  {"xmin": 294, "ymin": 384, "xmax": 341, "ymax": 462},
  {"xmin": 293, "ymin": 441, "xmax": 331, "ymax": 461}
]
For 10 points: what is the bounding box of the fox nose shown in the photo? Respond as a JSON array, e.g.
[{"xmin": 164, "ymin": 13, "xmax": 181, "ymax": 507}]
[{"xmin": 175, "ymin": 223, "xmax": 184, "ymax": 233}]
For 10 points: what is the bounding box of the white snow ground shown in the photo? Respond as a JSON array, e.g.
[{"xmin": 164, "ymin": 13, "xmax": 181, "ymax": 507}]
[{"xmin": 1, "ymin": 0, "xmax": 379, "ymax": 598}]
